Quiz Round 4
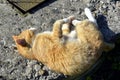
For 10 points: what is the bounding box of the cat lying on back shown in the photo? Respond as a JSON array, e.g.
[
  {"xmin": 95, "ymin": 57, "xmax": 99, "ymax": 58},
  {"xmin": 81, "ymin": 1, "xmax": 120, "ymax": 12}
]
[{"xmin": 12, "ymin": 8, "xmax": 115, "ymax": 76}]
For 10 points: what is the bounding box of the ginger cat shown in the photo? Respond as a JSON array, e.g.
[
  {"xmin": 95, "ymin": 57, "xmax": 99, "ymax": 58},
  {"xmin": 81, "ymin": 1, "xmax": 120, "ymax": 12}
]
[{"xmin": 12, "ymin": 8, "xmax": 115, "ymax": 76}]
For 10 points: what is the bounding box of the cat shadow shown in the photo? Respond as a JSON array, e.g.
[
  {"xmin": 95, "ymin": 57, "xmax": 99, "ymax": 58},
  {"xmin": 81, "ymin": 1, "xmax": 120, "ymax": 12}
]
[
  {"xmin": 97, "ymin": 14, "xmax": 120, "ymax": 44},
  {"xmin": 96, "ymin": 14, "xmax": 115, "ymax": 42},
  {"xmin": 28, "ymin": 0, "xmax": 57, "ymax": 14}
]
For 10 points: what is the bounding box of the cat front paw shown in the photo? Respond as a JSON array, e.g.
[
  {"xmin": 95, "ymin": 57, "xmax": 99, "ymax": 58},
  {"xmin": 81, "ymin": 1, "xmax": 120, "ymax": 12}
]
[{"xmin": 63, "ymin": 16, "xmax": 75, "ymax": 23}]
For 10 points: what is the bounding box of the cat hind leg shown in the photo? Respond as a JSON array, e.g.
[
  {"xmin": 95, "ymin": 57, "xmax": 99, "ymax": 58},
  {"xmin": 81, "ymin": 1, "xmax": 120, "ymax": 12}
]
[
  {"xmin": 52, "ymin": 16, "xmax": 75, "ymax": 38},
  {"xmin": 62, "ymin": 23, "xmax": 70, "ymax": 35},
  {"xmin": 84, "ymin": 8, "xmax": 98, "ymax": 26},
  {"xmin": 84, "ymin": 8, "xmax": 96, "ymax": 23},
  {"xmin": 72, "ymin": 8, "xmax": 96, "ymax": 26}
]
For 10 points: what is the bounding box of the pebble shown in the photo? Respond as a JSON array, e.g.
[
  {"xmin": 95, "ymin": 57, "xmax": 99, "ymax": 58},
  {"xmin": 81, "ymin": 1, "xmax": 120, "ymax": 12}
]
[
  {"xmin": 84, "ymin": 0, "xmax": 91, "ymax": 3},
  {"xmin": 77, "ymin": 8, "xmax": 83, "ymax": 14},
  {"xmin": 52, "ymin": 8, "xmax": 60, "ymax": 14},
  {"xmin": 116, "ymin": 1, "xmax": 120, "ymax": 8},
  {"xmin": 27, "ymin": 60, "xmax": 37, "ymax": 66},
  {"xmin": 102, "ymin": 4, "xmax": 108, "ymax": 9},
  {"xmin": 25, "ymin": 66, "xmax": 32, "ymax": 75},
  {"xmin": 70, "ymin": 0, "xmax": 79, "ymax": 2},
  {"xmin": 39, "ymin": 69, "xmax": 45, "ymax": 75},
  {"xmin": 0, "ymin": 0, "xmax": 7, "ymax": 4},
  {"xmin": 0, "ymin": 37, "xmax": 6, "ymax": 47},
  {"xmin": 34, "ymin": 64, "xmax": 41, "ymax": 71}
]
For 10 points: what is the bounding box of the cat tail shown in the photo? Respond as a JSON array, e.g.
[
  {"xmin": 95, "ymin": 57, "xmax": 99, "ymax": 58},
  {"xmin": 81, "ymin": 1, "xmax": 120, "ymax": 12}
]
[
  {"xmin": 12, "ymin": 36, "xmax": 36, "ymax": 60},
  {"xmin": 84, "ymin": 8, "xmax": 98, "ymax": 26}
]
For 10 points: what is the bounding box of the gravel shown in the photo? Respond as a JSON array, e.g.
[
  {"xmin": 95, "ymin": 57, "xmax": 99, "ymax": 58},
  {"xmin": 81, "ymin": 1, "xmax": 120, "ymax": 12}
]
[{"xmin": 0, "ymin": 0, "xmax": 120, "ymax": 80}]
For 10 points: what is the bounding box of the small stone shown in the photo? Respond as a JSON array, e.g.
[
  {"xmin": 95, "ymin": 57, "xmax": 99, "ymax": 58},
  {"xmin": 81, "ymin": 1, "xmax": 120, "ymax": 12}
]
[
  {"xmin": 70, "ymin": 7, "xmax": 76, "ymax": 12},
  {"xmin": 39, "ymin": 69, "xmax": 45, "ymax": 75},
  {"xmin": 74, "ymin": 0, "xmax": 79, "ymax": 2},
  {"xmin": 34, "ymin": 64, "xmax": 41, "ymax": 71},
  {"xmin": 50, "ymin": 18, "xmax": 55, "ymax": 24},
  {"xmin": 107, "ymin": 0, "xmax": 111, "ymax": 3},
  {"xmin": 0, "ymin": 37, "xmax": 6, "ymax": 47},
  {"xmin": 116, "ymin": 1, "xmax": 120, "ymax": 8},
  {"xmin": 84, "ymin": 0, "xmax": 91, "ymax": 3},
  {"xmin": 102, "ymin": 4, "xmax": 108, "ymax": 9},
  {"xmin": 77, "ymin": 8, "xmax": 83, "ymax": 14},
  {"xmin": 90, "ymin": 6, "xmax": 96, "ymax": 12},
  {"xmin": 100, "ymin": 1, "xmax": 104, "ymax": 4},
  {"xmin": 27, "ymin": 60, "xmax": 37, "ymax": 66},
  {"xmin": 70, "ymin": 0, "xmax": 79, "ymax": 2},
  {"xmin": 25, "ymin": 66, "xmax": 32, "ymax": 75},
  {"xmin": 87, "ymin": 3, "xmax": 96, "ymax": 12},
  {"xmin": 35, "ymin": 72, "xmax": 39, "ymax": 77},
  {"xmin": 52, "ymin": 8, "xmax": 60, "ymax": 14},
  {"xmin": 0, "ymin": 0, "xmax": 7, "ymax": 4}
]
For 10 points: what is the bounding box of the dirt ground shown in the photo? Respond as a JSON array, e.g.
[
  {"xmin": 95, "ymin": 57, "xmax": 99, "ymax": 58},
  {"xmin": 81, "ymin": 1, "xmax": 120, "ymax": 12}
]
[{"xmin": 0, "ymin": 0, "xmax": 120, "ymax": 80}]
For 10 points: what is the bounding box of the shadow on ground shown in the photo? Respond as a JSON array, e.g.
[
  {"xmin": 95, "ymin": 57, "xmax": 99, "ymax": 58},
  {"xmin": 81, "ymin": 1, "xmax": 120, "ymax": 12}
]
[{"xmin": 29, "ymin": 0, "xmax": 57, "ymax": 14}]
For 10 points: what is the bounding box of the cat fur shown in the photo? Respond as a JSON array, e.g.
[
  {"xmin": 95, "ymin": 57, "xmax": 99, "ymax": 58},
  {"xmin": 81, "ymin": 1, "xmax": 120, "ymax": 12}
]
[{"xmin": 12, "ymin": 8, "xmax": 115, "ymax": 76}]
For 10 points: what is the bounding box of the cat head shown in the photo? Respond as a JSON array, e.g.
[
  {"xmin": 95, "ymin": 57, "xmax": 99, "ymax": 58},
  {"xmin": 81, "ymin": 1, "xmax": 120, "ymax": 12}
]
[{"xmin": 12, "ymin": 28, "xmax": 37, "ymax": 47}]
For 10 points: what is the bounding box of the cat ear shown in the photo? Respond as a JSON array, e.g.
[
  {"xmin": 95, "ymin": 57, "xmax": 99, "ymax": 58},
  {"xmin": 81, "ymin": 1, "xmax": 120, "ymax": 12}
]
[
  {"xmin": 12, "ymin": 36, "xmax": 27, "ymax": 47},
  {"xmin": 16, "ymin": 38, "xmax": 27, "ymax": 47}
]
